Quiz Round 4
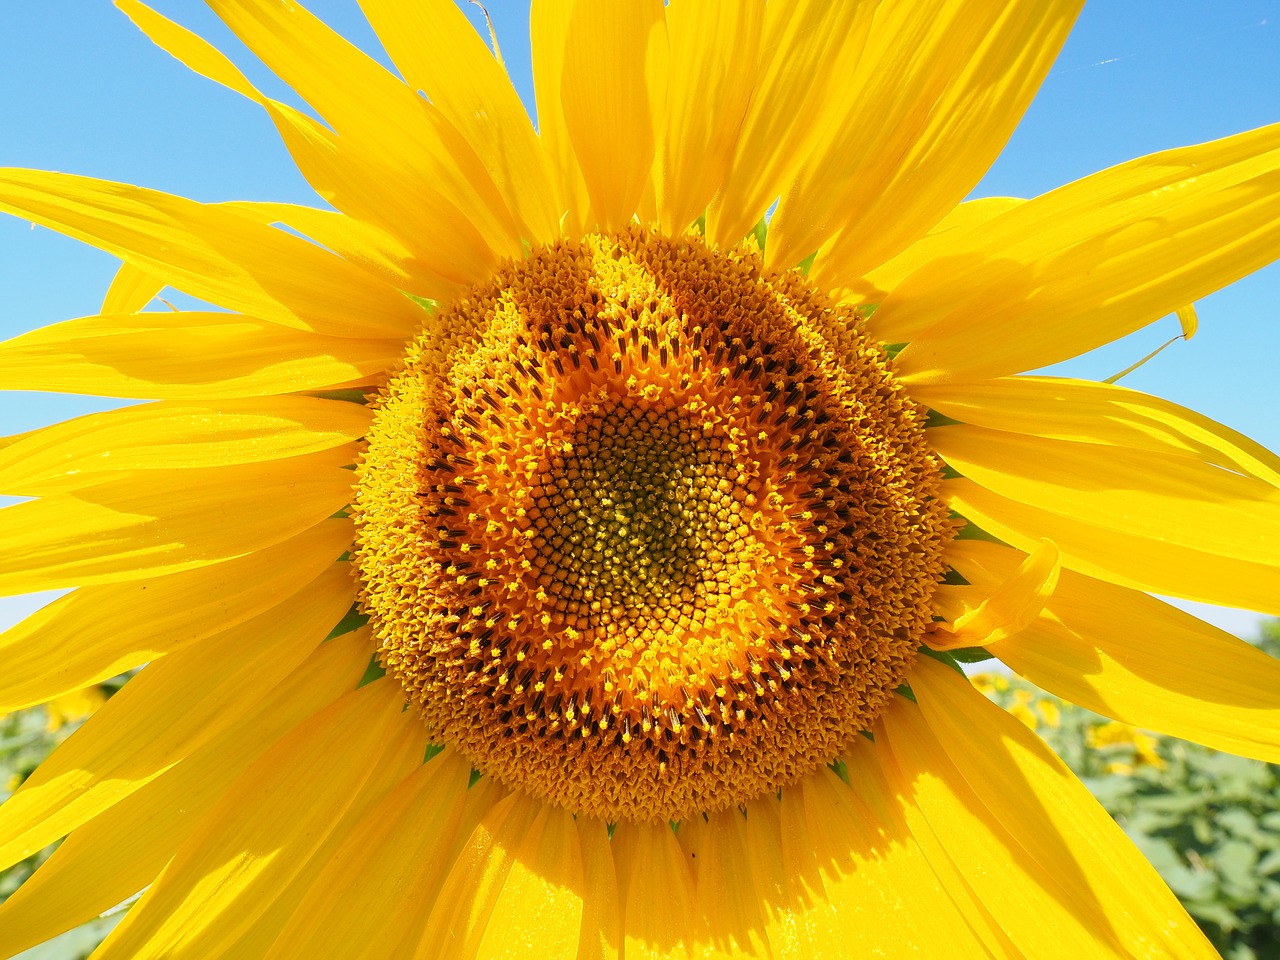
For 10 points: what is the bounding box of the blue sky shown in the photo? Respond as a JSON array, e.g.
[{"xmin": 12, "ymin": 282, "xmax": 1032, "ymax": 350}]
[{"xmin": 0, "ymin": 1, "xmax": 1277, "ymax": 637}]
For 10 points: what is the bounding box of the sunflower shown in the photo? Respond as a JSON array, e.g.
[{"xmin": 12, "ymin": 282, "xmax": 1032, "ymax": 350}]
[{"xmin": 1, "ymin": 1, "xmax": 1279, "ymax": 957}]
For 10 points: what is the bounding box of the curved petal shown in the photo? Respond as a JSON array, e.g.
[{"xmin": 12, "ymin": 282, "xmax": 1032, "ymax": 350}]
[
  {"xmin": 0, "ymin": 627, "xmax": 374, "ymax": 959},
  {"xmin": 918, "ymin": 375, "xmax": 1280, "ymax": 485},
  {"xmin": 653, "ymin": 0, "xmax": 763, "ymax": 234},
  {"xmin": 0, "ymin": 397, "xmax": 371, "ymax": 496},
  {"xmin": 890, "ymin": 123, "xmax": 1280, "ymax": 386},
  {"xmin": 894, "ymin": 657, "xmax": 1216, "ymax": 958},
  {"xmin": 935, "ymin": 421, "xmax": 1280, "ymax": 613},
  {"xmin": 359, "ymin": 0, "xmax": 560, "ymax": 244},
  {"xmin": 952, "ymin": 539, "xmax": 1280, "ymax": 765},
  {"xmin": 929, "ymin": 538, "xmax": 1059, "ymax": 651},
  {"xmin": 0, "ymin": 168, "xmax": 425, "ymax": 339},
  {"xmin": 0, "ymin": 447, "xmax": 356, "ymax": 595},
  {"xmin": 0, "ymin": 519, "xmax": 352, "ymax": 713},
  {"xmin": 560, "ymin": 0, "xmax": 668, "ymax": 230},
  {"xmin": 88, "ymin": 678, "xmax": 426, "ymax": 960},
  {"xmin": 0, "ymin": 564, "xmax": 353, "ymax": 873},
  {"xmin": 769, "ymin": 0, "xmax": 1080, "ymax": 273},
  {"xmin": 705, "ymin": 0, "xmax": 876, "ymax": 247},
  {"xmin": 101, "ymin": 260, "xmax": 164, "ymax": 314},
  {"xmin": 0, "ymin": 312, "xmax": 401, "ymax": 400}
]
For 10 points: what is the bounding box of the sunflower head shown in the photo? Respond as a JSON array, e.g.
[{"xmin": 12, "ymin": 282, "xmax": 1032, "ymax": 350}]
[{"xmin": 354, "ymin": 226, "xmax": 953, "ymax": 820}]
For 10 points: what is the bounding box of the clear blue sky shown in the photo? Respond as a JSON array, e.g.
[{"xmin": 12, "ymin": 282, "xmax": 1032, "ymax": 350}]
[{"xmin": 0, "ymin": 1, "xmax": 1277, "ymax": 637}]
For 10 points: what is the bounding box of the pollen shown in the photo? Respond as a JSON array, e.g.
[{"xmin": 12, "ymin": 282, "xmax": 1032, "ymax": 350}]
[{"xmin": 353, "ymin": 227, "xmax": 952, "ymax": 822}]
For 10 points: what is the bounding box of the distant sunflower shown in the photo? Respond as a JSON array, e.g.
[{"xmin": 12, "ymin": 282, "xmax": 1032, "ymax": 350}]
[{"xmin": 1, "ymin": 1, "xmax": 1279, "ymax": 958}]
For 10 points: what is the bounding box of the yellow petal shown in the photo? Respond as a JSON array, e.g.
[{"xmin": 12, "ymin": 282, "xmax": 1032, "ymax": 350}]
[
  {"xmin": 0, "ymin": 626, "xmax": 374, "ymax": 959},
  {"xmin": 900, "ymin": 657, "xmax": 1217, "ymax": 958},
  {"xmin": 560, "ymin": 0, "xmax": 668, "ymax": 230},
  {"xmin": 359, "ymin": 0, "xmax": 560, "ymax": 244},
  {"xmin": 918, "ymin": 374, "xmax": 1280, "ymax": 486},
  {"xmin": 774, "ymin": 768, "xmax": 989, "ymax": 958},
  {"xmin": 952, "ymin": 539, "xmax": 1280, "ymax": 765},
  {"xmin": 0, "ymin": 519, "xmax": 352, "ymax": 714},
  {"xmin": 90, "ymin": 679, "xmax": 425, "ymax": 960},
  {"xmin": 706, "ymin": 0, "xmax": 876, "ymax": 247},
  {"xmin": 654, "ymin": 0, "xmax": 763, "ymax": 234},
  {"xmin": 0, "ymin": 447, "xmax": 355, "ymax": 595},
  {"xmin": 929, "ymin": 538, "xmax": 1059, "ymax": 651},
  {"xmin": 0, "ymin": 311, "xmax": 400, "ymax": 400},
  {"xmin": 530, "ymin": 0, "xmax": 590, "ymax": 234},
  {"xmin": 265, "ymin": 754, "xmax": 505, "ymax": 960},
  {"xmin": 225, "ymin": 200, "xmax": 436, "ymax": 299},
  {"xmin": 101, "ymin": 261, "xmax": 164, "ymax": 314},
  {"xmin": 612, "ymin": 821, "xmax": 699, "ymax": 960},
  {"xmin": 0, "ymin": 168, "xmax": 424, "ymax": 339},
  {"xmin": 0, "ymin": 397, "xmax": 371, "ymax": 496},
  {"xmin": 117, "ymin": 0, "xmax": 507, "ymax": 289},
  {"xmin": 769, "ymin": 0, "xmax": 1080, "ymax": 273},
  {"xmin": 1176, "ymin": 303, "xmax": 1199, "ymax": 339},
  {"xmin": 840, "ymin": 739, "xmax": 1022, "ymax": 958},
  {"xmin": 891, "ymin": 123, "xmax": 1280, "ymax": 385},
  {"xmin": 0, "ymin": 564, "xmax": 352, "ymax": 872},
  {"xmin": 935, "ymin": 422, "xmax": 1280, "ymax": 613},
  {"xmin": 417, "ymin": 792, "xmax": 608, "ymax": 960},
  {"xmin": 678, "ymin": 809, "xmax": 770, "ymax": 958},
  {"xmin": 847, "ymin": 197, "xmax": 1025, "ymax": 326}
]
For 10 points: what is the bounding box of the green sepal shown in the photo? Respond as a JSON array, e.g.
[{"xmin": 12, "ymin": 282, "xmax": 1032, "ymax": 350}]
[
  {"xmin": 918, "ymin": 645, "xmax": 967, "ymax": 675},
  {"xmin": 325, "ymin": 604, "xmax": 369, "ymax": 641}
]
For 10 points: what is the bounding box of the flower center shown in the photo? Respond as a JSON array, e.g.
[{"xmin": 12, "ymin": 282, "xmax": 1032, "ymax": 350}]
[{"xmin": 353, "ymin": 227, "xmax": 951, "ymax": 821}]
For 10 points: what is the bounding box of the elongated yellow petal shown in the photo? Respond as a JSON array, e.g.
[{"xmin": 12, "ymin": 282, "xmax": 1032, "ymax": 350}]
[
  {"xmin": 0, "ymin": 447, "xmax": 355, "ymax": 595},
  {"xmin": 225, "ymin": 200, "xmax": 433, "ymax": 297},
  {"xmin": 654, "ymin": 0, "xmax": 763, "ymax": 235},
  {"xmin": 415, "ymin": 792, "xmax": 606, "ymax": 960},
  {"xmin": 264, "ymin": 753, "xmax": 503, "ymax": 960},
  {"xmin": 101, "ymin": 260, "xmax": 164, "ymax": 314},
  {"xmin": 0, "ymin": 312, "xmax": 401, "ymax": 400},
  {"xmin": 117, "ymin": 0, "xmax": 507, "ymax": 291},
  {"xmin": 843, "ymin": 197, "xmax": 1025, "ymax": 326},
  {"xmin": 891, "ymin": 123, "xmax": 1280, "ymax": 385},
  {"xmin": 903, "ymin": 657, "xmax": 1217, "ymax": 958},
  {"xmin": 771, "ymin": 0, "xmax": 1080, "ymax": 274},
  {"xmin": 706, "ymin": 0, "xmax": 876, "ymax": 247},
  {"xmin": 775, "ymin": 768, "xmax": 989, "ymax": 958},
  {"xmin": 0, "ymin": 564, "xmax": 352, "ymax": 872},
  {"xmin": 918, "ymin": 375, "xmax": 1280, "ymax": 485},
  {"xmin": 936, "ymin": 422, "xmax": 1280, "ymax": 613},
  {"xmin": 0, "ymin": 168, "xmax": 424, "ymax": 339},
  {"xmin": 675, "ymin": 809, "xmax": 769, "ymax": 959},
  {"xmin": 560, "ymin": 0, "xmax": 668, "ymax": 230},
  {"xmin": 530, "ymin": 0, "xmax": 589, "ymax": 234},
  {"xmin": 0, "ymin": 627, "xmax": 374, "ymax": 959},
  {"xmin": 0, "ymin": 397, "xmax": 371, "ymax": 496},
  {"xmin": 359, "ymin": 0, "xmax": 559, "ymax": 244},
  {"xmin": 840, "ymin": 739, "xmax": 1022, "ymax": 958},
  {"xmin": 0, "ymin": 519, "xmax": 352, "ymax": 714},
  {"xmin": 951, "ymin": 539, "xmax": 1280, "ymax": 764},
  {"xmin": 612, "ymin": 821, "xmax": 699, "ymax": 960},
  {"xmin": 90, "ymin": 679, "xmax": 425, "ymax": 960},
  {"xmin": 929, "ymin": 538, "xmax": 1059, "ymax": 650}
]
